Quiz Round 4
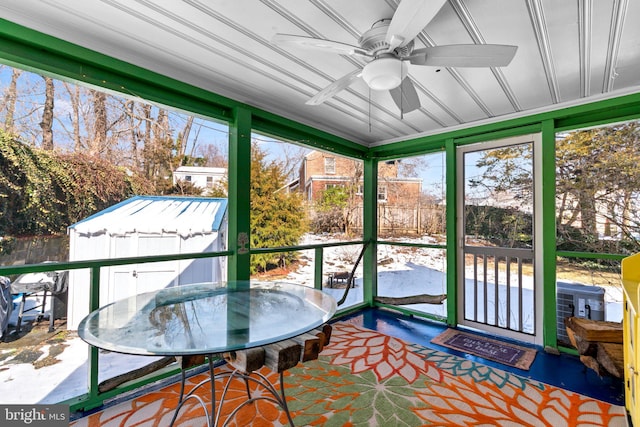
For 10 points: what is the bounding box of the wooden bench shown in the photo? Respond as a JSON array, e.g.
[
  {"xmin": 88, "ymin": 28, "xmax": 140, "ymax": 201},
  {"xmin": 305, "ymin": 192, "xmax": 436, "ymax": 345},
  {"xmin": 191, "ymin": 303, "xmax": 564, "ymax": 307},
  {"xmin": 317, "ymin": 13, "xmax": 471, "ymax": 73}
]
[{"xmin": 327, "ymin": 272, "xmax": 353, "ymax": 288}]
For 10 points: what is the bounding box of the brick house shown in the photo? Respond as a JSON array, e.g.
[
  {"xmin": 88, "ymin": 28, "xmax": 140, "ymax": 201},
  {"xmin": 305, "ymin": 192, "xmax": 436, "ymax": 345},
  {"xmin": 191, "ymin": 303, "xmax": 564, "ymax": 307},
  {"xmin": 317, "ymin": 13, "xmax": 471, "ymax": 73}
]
[{"xmin": 299, "ymin": 151, "xmax": 423, "ymax": 234}]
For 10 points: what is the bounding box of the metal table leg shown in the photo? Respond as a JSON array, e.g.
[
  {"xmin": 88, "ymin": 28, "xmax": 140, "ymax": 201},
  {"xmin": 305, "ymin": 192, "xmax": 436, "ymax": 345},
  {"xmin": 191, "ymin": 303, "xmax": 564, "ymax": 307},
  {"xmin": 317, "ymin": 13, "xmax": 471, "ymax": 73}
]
[{"xmin": 168, "ymin": 356, "xmax": 295, "ymax": 427}]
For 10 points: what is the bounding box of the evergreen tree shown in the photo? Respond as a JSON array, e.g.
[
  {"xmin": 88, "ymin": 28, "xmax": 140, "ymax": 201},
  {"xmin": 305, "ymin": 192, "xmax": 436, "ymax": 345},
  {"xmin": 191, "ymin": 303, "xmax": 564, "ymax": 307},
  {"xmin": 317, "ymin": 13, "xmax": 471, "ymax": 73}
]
[
  {"xmin": 555, "ymin": 123, "xmax": 640, "ymax": 253},
  {"xmin": 250, "ymin": 142, "xmax": 306, "ymax": 273}
]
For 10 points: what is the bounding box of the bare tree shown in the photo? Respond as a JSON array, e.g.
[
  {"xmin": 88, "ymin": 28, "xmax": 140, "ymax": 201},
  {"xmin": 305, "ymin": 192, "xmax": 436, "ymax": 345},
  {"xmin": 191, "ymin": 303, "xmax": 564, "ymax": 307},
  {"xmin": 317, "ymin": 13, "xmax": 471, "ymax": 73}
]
[
  {"xmin": 62, "ymin": 82, "xmax": 82, "ymax": 150},
  {"xmin": 141, "ymin": 104, "xmax": 152, "ymax": 176},
  {"xmin": 196, "ymin": 142, "xmax": 228, "ymax": 167},
  {"xmin": 3, "ymin": 68, "xmax": 22, "ymax": 134},
  {"xmin": 40, "ymin": 76, "xmax": 54, "ymax": 150},
  {"xmin": 124, "ymin": 100, "xmax": 140, "ymax": 168},
  {"xmin": 176, "ymin": 115, "xmax": 193, "ymax": 162},
  {"xmin": 274, "ymin": 143, "xmax": 309, "ymax": 182},
  {"xmin": 91, "ymin": 90, "xmax": 107, "ymax": 155}
]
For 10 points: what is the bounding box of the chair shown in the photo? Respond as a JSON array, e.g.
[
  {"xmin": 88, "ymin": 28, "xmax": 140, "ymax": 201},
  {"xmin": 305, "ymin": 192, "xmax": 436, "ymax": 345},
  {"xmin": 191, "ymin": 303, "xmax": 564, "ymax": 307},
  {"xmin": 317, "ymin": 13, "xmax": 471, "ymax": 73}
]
[
  {"xmin": 0, "ymin": 276, "xmax": 11, "ymax": 341},
  {"xmin": 10, "ymin": 270, "xmax": 68, "ymax": 334}
]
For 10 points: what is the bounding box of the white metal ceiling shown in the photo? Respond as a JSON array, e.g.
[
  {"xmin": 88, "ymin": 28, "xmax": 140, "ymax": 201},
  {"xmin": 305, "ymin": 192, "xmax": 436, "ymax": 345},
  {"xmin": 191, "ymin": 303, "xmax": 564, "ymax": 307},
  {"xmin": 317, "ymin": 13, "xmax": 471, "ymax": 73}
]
[{"xmin": 1, "ymin": 0, "xmax": 638, "ymax": 146}]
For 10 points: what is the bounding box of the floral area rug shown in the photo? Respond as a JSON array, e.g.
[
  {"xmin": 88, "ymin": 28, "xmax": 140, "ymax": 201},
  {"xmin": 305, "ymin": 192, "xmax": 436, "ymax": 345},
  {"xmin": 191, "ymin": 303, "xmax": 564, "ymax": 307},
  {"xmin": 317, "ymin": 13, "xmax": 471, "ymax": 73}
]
[{"xmin": 71, "ymin": 321, "xmax": 627, "ymax": 426}]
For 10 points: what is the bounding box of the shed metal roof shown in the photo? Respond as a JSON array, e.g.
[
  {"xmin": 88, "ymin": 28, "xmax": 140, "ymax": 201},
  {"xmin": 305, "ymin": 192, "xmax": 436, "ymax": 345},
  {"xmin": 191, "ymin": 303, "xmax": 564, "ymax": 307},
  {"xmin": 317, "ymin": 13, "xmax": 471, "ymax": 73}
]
[{"xmin": 68, "ymin": 196, "xmax": 228, "ymax": 237}]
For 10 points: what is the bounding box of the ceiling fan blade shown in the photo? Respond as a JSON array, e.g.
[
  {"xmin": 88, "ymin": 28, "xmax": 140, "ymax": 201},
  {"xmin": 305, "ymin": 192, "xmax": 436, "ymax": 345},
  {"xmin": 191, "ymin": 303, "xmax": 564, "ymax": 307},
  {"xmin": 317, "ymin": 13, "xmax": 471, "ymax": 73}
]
[
  {"xmin": 389, "ymin": 77, "xmax": 421, "ymax": 113},
  {"xmin": 385, "ymin": 0, "xmax": 447, "ymax": 51},
  {"xmin": 306, "ymin": 69, "xmax": 362, "ymax": 106},
  {"xmin": 409, "ymin": 44, "xmax": 518, "ymax": 67},
  {"xmin": 272, "ymin": 33, "xmax": 369, "ymax": 56}
]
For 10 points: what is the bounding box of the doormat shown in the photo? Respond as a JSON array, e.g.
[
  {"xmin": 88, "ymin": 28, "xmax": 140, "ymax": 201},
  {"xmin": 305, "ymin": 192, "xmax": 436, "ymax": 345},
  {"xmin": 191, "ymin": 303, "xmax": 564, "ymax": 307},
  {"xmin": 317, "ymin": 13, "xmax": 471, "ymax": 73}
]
[{"xmin": 431, "ymin": 328, "xmax": 537, "ymax": 370}]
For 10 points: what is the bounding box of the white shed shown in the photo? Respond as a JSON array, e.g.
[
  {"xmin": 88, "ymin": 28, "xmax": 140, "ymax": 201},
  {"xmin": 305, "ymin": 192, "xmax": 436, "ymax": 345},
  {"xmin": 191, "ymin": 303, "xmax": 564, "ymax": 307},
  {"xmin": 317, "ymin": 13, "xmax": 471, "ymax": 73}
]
[{"xmin": 66, "ymin": 195, "xmax": 228, "ymax": 329}]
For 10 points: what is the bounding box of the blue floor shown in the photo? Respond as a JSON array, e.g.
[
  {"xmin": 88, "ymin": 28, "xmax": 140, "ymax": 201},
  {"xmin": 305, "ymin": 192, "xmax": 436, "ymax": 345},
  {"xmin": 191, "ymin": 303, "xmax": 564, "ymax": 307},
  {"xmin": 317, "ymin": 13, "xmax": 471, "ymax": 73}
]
[{"xmin": 340, "ymin": 308, "xmax": 625, "ymax": 406}]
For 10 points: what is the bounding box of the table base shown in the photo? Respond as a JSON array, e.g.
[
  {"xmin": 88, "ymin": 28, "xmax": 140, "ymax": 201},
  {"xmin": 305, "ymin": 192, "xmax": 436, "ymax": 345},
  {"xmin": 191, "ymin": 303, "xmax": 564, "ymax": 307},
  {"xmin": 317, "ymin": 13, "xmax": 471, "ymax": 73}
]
[{"xmin": 169, "ymin": 355, "xmax": 295, "ymax": 427}]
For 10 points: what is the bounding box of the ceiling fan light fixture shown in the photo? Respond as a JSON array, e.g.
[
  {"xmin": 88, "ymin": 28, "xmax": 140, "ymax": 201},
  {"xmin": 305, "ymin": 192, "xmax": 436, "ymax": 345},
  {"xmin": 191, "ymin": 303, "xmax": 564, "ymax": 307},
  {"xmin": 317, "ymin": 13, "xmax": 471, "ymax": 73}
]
[{"xmin": 362, "ymin": 56, "xmax": 407, "ymax": 90}]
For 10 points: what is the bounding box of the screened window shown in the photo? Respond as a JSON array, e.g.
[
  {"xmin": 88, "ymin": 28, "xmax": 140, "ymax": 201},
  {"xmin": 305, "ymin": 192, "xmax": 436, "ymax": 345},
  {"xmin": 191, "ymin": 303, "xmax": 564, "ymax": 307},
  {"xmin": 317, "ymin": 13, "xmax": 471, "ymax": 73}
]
[
  {"xmin": 378, "ymin": 186, "xmax": 387, "ymax": 202},
  {"xmin": 324, "ymin": 157, "xmax": 336, "ymax": 174}
]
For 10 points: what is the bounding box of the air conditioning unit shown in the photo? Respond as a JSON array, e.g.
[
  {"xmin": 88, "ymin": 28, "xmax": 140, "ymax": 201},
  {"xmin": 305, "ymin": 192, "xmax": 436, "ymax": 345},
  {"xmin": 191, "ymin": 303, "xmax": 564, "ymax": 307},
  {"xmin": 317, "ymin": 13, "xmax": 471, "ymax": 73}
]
[{"xmin": 556, "ymin": 281, "xmax": 605, "ymax": 345}]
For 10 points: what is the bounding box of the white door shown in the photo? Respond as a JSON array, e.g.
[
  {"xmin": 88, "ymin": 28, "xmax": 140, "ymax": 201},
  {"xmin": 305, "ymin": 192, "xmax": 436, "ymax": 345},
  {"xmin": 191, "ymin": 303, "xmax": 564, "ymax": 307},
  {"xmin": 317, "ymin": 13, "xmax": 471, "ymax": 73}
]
[{"xmin": 457, "ymin": 134, "xmax": 543, "ymax": 344}]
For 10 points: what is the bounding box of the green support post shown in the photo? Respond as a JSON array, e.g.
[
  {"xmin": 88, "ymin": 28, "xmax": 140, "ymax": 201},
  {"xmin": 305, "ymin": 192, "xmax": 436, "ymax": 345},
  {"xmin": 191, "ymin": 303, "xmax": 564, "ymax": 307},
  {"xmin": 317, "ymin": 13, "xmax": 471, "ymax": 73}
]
[
  {"xmin": 315, "ymin": 247, "xmax": 324, "ymax": 290},
  {"xmin": 363, "ymin": 157, "xmax": 378, "ymax": 305},
  {"xmin": 228, "ymin": 107, "xmax": 252, "ymax": 287},
  {"xmin": 87, "ymin": 266, "xmax": 101, "ymax": 408},
  {"xmin": 445, "ymin": 139, "xmax": 457, "ymax": 326},
  {"xmin": 540, "ymin": 119, "xmax": 558, "ymax": 349}
]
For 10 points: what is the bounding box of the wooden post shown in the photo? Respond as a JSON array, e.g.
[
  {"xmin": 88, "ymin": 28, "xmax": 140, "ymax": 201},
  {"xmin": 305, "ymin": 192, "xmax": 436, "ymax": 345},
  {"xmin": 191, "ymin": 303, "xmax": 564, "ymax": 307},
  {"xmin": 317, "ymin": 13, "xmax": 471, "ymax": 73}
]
[
  {"xmin": 314, "ymin": 323, "xmax": 332, "ymax": 347},
  {"xmin": 292, "ymin": 333, "xmax": 321, "ymax": 362},
  {"xmin": 264, "ymin": 339, "xmax": 301, "ymax": 373},
  {"xmin": 223, "ymin": 347, "xmax": 265, "ymax": 373},
  {"xmin": 176, "ymin": 355, "xmax": 206, "ymax": 370}
]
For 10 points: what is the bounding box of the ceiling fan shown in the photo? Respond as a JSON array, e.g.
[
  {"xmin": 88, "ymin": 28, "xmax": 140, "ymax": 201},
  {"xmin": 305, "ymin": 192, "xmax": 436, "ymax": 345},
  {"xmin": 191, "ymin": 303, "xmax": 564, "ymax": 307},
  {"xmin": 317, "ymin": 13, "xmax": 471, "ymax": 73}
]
[{"xmin": 272, "ymin": 0, "xmax": 517, "ymax": 113}]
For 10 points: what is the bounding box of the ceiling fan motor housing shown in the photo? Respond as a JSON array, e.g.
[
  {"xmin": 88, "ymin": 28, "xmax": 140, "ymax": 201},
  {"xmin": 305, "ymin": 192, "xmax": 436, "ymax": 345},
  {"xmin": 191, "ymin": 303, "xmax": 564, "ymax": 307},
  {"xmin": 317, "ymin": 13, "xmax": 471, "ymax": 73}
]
[
  {"xmin": 359, "ymin": 19, "xmax": 413, "ymax": 91},
  {"xmin": 362, "ymin": 56, "xmax": 408, "ymax": 90},
  {"xmin": 359, "ymin": 19, "xmax": 414, "ymax": 57}
]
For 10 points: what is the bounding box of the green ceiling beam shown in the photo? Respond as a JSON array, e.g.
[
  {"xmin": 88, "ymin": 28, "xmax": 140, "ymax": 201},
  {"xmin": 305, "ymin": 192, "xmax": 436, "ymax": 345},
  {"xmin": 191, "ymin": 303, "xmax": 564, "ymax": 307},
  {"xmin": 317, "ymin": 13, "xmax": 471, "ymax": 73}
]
[
  {"xmin": 250, "ymin": 109, "xmax": 366, "ymax": 158},
  {"xmin": 0, "ymin": 18, "xmax": 362, "ymax": 158},
  {"xmin": 371, "ymin": 92, "xmax": 640, "ymax": 159},
  {"xmin": 0, "ymin": 18, "xmax": 234, "ymax": 122}
]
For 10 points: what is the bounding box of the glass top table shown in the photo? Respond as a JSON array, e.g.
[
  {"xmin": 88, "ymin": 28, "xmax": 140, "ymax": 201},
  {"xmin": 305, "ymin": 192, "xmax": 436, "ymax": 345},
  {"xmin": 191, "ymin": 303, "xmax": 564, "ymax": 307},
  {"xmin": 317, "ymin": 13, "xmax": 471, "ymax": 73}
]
[
  {"xmin": 78, "ymin": 281, "xmax": 337, "ymax": 356},
  {"xmin": 79, "ymin": 281, "xmax": 336, "ymax": 426}
]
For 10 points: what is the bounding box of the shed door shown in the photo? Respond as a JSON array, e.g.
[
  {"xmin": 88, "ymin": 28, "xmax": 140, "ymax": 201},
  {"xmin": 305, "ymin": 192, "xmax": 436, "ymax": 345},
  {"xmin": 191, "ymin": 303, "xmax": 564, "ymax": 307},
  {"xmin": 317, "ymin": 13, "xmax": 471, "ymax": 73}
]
[
  {"xmin": 109, "ymin": 234, "xmax": 179, "ymax": 301},
  {"xmin": 134, "ymin": 235, "xmax": 180, "ymax": 293}
]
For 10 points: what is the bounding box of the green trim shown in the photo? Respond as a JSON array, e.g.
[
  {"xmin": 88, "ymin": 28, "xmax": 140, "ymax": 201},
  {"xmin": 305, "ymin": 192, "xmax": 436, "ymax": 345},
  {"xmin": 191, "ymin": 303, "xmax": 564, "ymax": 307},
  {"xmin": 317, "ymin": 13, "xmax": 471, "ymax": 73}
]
[
  {"xmin": 377, "ymin": 241, "xmax": 446, "ymax": 250},
  {"xmin": 0, "ymin": 18, "xmax": 361, "ymax": 158},
  {"xmin": 540, "ymin": 119, "xmax": 558, "ymax": 349},
  {"xmin": 3, "ymin": 11, "xmax": 640, "ymax": 410},
  {"xmin": 371, "ymin": 93, "xmax": 640, "ymax": 159},
  {"xmin": 0, "ymin": 251, "xmax": 233, "ymax": 276},
  {"xmin": 445, "ymin": 138, "xmax": 457, "ymax": 326},
  {"xmin": 556, "ymin": 251, "xmax": 626, "ymax": 261},
  {"xmin": 372, "ymin": 138, "xmax": 447, "ymax": 160},
  {"xmin": 558, "ymin": 346, "xmax": 579, "ymax": 356},
  {"xmin": 453, "ymin": 124, "xmax": 542, "ymax": 146},
  {"xmin": 87, "ymin": 267, "xmax": 101, "ymax": 406},
  {"xmin": 251, "ymin": 110, "xmax": 366, "ymax": 158},
  {"xmin": 0, "ymin": 19, "xmax": 234, "ymax": 120},
  {"xmin": 68, "ymin": 364, "xmax": 186, "ymax": 412},
  {"xmin": 554, "ymin": 94, "xmax": 640, "ymax": 131},
  {"xmin": 248, "ymin": 240, "xmax": 365, "ymax": 254},
  {"xmin": 372, "ymin": 303, "xmax": 447, "ymax": 323},
  {"xmin": 334, "ymin": 302, "xmax": 371, "ymax": 318}
]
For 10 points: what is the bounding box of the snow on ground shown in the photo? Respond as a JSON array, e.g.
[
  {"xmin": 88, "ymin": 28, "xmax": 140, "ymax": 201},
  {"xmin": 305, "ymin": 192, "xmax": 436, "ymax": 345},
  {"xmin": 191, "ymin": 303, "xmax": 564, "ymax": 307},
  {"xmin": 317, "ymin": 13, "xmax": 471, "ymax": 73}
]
[{"xmin": 0, "ymin": 233, "xmax": 624, "ymax": 404}]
